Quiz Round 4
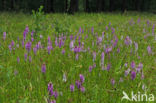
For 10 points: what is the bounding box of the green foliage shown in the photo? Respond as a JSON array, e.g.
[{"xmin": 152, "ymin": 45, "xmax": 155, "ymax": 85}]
[
  {"xmin": 0, "ymin": 12, "xmax": 156, "ymax": 103},
  {"xmin": 32, "ymin": 6, "xmax": 45, "ymax": 37}
]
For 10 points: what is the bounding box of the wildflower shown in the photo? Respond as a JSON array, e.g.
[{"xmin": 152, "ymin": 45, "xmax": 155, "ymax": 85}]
[
  {"xmin": 134, "ymin": 42, "xmax": 138, "ymax": 52},
  {"xmin": 147, "ymin": 46, "xmax": 152, "ymax": 54},
  {"xmin": 3, "ymin": 32, "xmax": 6, "ymax": 40},
  {"xmin": 63, "ymin": 73, "xmax": 67, "ymax": 82},
  {"xmin": 117, "ymin": 48, "xmax": 120, "ymax": 53},
  {"xmin": 131, "ymin": 61, "xmax": 135, "ymax": 69},
  {"xmin": 107, "ymin": 63, "xmax": 111, "ymax": 71},
  {"xmin": 11, "ymin": 40, "xmax": 15, "ymax": 47},
  {"xmin": 22, "ymin": 40, "xmax": 24, "ymax": 48},
  {"xmin": 40, "ymin": 34, "xmax": 43, "ymax": 39},
  {"xmin": 105, "ymin": 26, "xmax": 108, "ymax": 30},
  {"xmin": 48, "ymin": 82, "xmax": 53, "ymax": 96},
  {"xmin": 70, "ymin": 84, "xmax": 74, "ymax": 92},
  {"xmin": 79, "ymin": 74, "xmax": 85, "ymax": 83},
  {"xmin": 125, "ymin": 68, "xmax": 130, "ymax": 76},
  {"xmin": 124, "ymin": 36, "xmax": 132, "ymax": 45},
  {"xmin": 101, "ymin": 52, "xmax": 104, "ymax": 66},
  {"xmin": 105, "ymin": 46, "xmax": 112, "ymax": 53},
  {"xmin": 47, "ymin": 45, "xmax": 53, "ymax": 54},
  {"xmin": 75, "ymin": 80, "xmax": 81, "ymax": 89},
  {"xmin": 25, "ymin": 42, "xmax": 32, "ymax": 52},
  {"xmin": 33, "ymin": 47, "xmax": 37, "ymax": 55},
  {"xmin": 8, "ymin": 45, "xmax": 12, "ymax": 51},
  {"xmin": 29, "ymin": 56, "xmax": 32, "ymax": 62},
  {"xmin": 17, "ymin": 57, "xmax": 20, "ymax": 63},
  {"xmin": 53, "ymin": 91, "xmax": 58, "ymax": 99},
  {"xmin": 136, "ymin": 63, "xmax": 143, "ymax": 73},
  {"xmin": 70, "ymin": 35, "xmax": 73, "ymax": 40},
  {"xmin": 80, "ymin": 86, "xmax": 85, "ymax": 93},
  {"xmin": 75, "ymin": 53, "xmax": 79, "ymax": 60},
  {"xmin": 14, "ymin": 70, "xmax": 18, "ymax": 75},
  {"xmin": 111, "ymin": 78, "xmax": 115, "ymax": 85},
  {"xmin": 55, "ymin": 37, "xmax": 58, "ymax": 46},
  {"xmin": 24, "ymin": 53, "xmax": 27, "ymax": 61},
  {"xmin": 89, "ymin": 66, "xmax": 93, "ymax": 72},
  {"xmin": 131, "ymin": 70, "xmax": 136, "ymax": 80},
  {"xmin": 41, "ymin": 64, "xmax": 46, "ymax": 73},
  {"xmin": 141, "ymin": 72, "xmax": 144, "ymax": 79},
  {"xmin": 70, "ymin": 41, "xmax": 74, "ymax": 51},
  {"xmin": 50, "ymin": 100, "xmax": 56, "ymax": 103},
  {"xmin": 91, "ymin": 27, "xmax": 94, "ymax": 34},
  {"xmin": 62, "ymin": 49, "xmax": 65, "ymax": 54}
]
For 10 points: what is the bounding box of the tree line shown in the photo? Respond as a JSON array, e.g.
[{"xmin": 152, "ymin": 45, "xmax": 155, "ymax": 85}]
[{"xmin": 0, "ymin": 0, "xmax": 156, "ymax": 13}]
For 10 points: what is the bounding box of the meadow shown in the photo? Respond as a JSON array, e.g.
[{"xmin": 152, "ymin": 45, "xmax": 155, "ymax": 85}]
[{"xmin": 0, "ymin": 12, "xmax": 156, "ymax": 103}]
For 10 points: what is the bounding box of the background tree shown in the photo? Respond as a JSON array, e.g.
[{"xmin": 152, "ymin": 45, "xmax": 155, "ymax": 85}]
[
  {"xmin": 109, "ymin": 0, "xmax": 114, "ymax": 12},
  {"xmin": 68, "ymin": 0, "xmax": 79, "ymax": 14}
]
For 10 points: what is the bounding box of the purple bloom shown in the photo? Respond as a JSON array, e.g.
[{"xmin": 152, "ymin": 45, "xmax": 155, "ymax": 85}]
[
  {"xmin": 48, "ymin": 82, "xmax": 53, "ymax": 96},
  {"xmin": 53, "ymin": 91, "xmax": 58, "ymax": 99},
  {"xmin": 125, "ymin": 68, "xmax": 130, "ymax": 76},
  {"xmin": 24, "ymin": 53, "xmax": 27, "ymax": 61},
  {"xmin": 136, "ymin": 63, "xmax": 143, "ymax": 73},
  {"xmin": 50, "ymin": 100, "xmax": 56, "ymax": 103},
  {"xmin": 8, "ymin": 45, "xmax": 12, "ymax": 51},
  {"xmin": 105, "ymin": 46, "xmax": 112, "ymax": 53},
  {"xmin": 91, "ymin": 27, "xmax": 94, "ymax": 34},
  {"xmin": 70, "ymin": 35, "xmax": 73, "ymax": 40},
  {"xmin": 131, "ymin": 61, "xmax": 135, "ymax": 69},
  {"xmin": 41, "ymin": 64, "xmax": 46, "ymax": 73},
  {"xmin": 131, "ymin": 70, "xmax": 136, "ymax": 80},
  {"xmin": 80, "ymin": 86, "xmax": 85, "ymax": 93},
  {"xmin": 147, "ymin": 46, "xmax": 152, "ymax": 54},
  {"xmin": 25, "ymin": 42, "xmax": 32, "ymax": 52},
  {"xmin": 33, "ymin": 47, "xmax": 37, "ymax": 55},
  {"xmin": 107, "ymin": 63, "xmax": 111, "ymax": 71},
  {"xmin": 75, "ymin": 53, "xmax": 79, "ymax": 60},
  {"xmin": 111, "ymin": 78, "xmax": 115, "ymax": 85},
  {"xmin": 79, "ymin": 74, "xmax": 85, "ymax": 83},
  {"xmin": 40, "ymin": 34, "xmax": 43, "ymax": 39},
  {"xmin": 70, "ymin": 41, "xmax": 74, "ymax": 51},
  {"xmin": 75, "ymin": 80, "xmax": 81, "ymax": 89},
  {"xmin": 47, "ymin": 45, "xmax": 53, "ymax": 54},
  {"xmin": 22, "ymin": 40, "xmax": 25, "ymax": 48},
  {"xmin": 124, "ymin": 36, "xmax": 132, "ymax": 45},
  {"xmin": 117, "ymin": 48, "xmax": 120, "ymax": 53},
  {"xmin": 141, "ymin": 72, "xmax": 144, "ymax": 79},
  {"xmin": 31, "ymin": 37, "xmax": 34, "ymax": 42},
  {"xmin": 152, "ymin": 24, "xmax": 155, "ymax": 35},
  {"xmin": 137, "ymin": 18, "xmax": 140, "ymax": 23},
  {"xmin": 93, "ymin": 63, "xmax": 96, "ymax": 68},
  {"xmin": 31, "ymin": 31, "xmax": 34, "ymax": 37},
  {"xmin": 105, "ymin": 26, "xmax": 108, "ymax": 30},
  {"xmin": 3, "ymin": 32, "xmax": 6, "ymax": 40},
  {"xmin": 29, "ymin": 56, "xmax": 32, "ymax": 62},
  {"xmin": 62, "ymin": 49, "xmax": 65, "ymax": 54},
  {"xmin": 11, "ymin": 40, "xmax": 15, "ymax": 47},
  {"xmin": 111, "ymin": 27, "xmax": 115, "ymax": 34},
  {"xmin": 101, "ymin": 52, "xmax": 105, "ymax": 66},
  {"xmin": 89, "ymin": 66, "xmax": 93, "ymax": 72},
  {"xmin": 97, "ymin": 37, "xmax": 103, "ymax": 44},
  {"xmin": 17, "ymin": 57, "xmax": 20, "ymax": 63},
  {"xmin": 55, "ymin": 37, "xmax": 58, "ymax": 46},
  {"xmin": 70, "ymin": 84, "xmax": 74, "ymax": 92},
  {"xmin": 134, "ymin": 42, "xmax": 138, "ymax": 52}
]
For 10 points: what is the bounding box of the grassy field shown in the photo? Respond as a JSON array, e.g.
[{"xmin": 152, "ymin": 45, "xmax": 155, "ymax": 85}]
[{"xmin": 0, "ymin": 12, "xmax": 156, "ymax": 103}]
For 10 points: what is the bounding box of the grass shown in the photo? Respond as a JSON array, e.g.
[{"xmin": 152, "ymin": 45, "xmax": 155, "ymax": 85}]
[{"xmin": 0, "ymin": 12, "xmax": 156, "ymax": 103}]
